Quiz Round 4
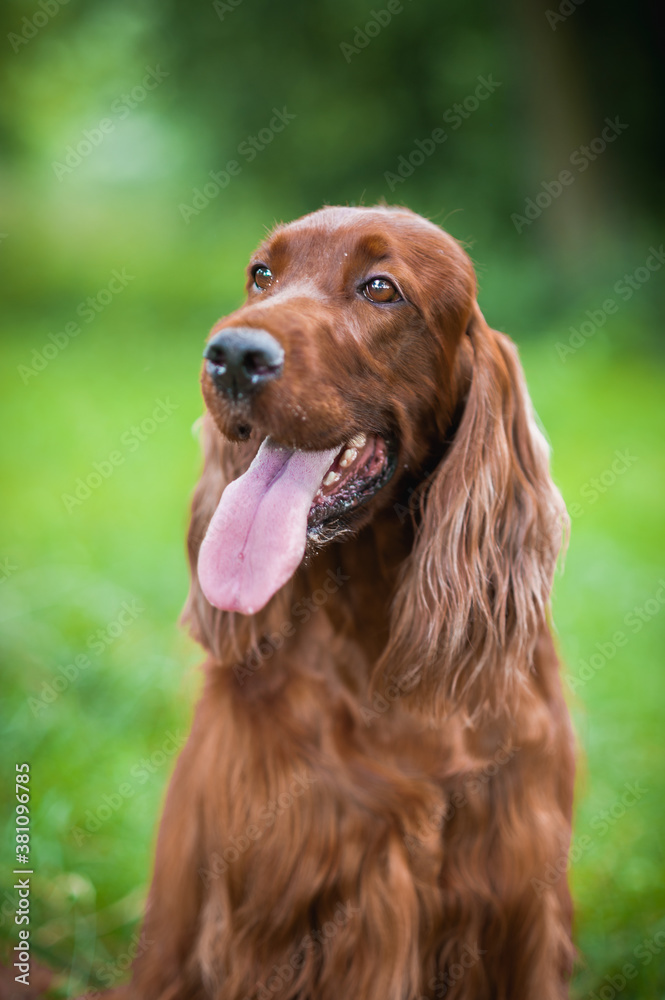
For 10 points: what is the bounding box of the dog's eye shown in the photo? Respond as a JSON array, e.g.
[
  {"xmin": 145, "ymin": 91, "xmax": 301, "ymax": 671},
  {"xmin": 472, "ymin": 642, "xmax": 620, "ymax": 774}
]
[
  {"xmin": 253, "ymin": 266, "xmax": 274, "ymax": 291},
  {"xmin": 362, "ymin": 278, "xmax": 401, "ymax": 303}
]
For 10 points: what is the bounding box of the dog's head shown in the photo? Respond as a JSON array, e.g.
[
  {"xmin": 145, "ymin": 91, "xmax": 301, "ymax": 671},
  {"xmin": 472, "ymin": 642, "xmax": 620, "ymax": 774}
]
[
  {"xmin": 186, "ymin": 205, "xmax": 567, "ymax": 716},
  {"xmin": 202, "ymin": 205, "xmax": 474, "ymax": 452},
  {"xmin": 195, "ymin": 206, "xmax": 475, "ymax": 614}
]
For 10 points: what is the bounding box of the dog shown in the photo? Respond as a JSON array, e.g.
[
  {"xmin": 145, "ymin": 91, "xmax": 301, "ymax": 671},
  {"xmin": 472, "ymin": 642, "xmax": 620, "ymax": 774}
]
[{"xmin": 126, "ymin": 205, "xmax": 575, "ymax": 999}]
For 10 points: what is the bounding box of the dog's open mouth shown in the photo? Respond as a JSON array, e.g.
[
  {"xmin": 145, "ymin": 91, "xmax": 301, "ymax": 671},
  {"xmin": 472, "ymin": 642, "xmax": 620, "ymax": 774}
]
[
  {"xmin": 307, "ymin": 433, "xmax": 395, "ymax": 538},
  {"xmin": 197, "ymin": 431, "xmax": 395, "ymax": 615}
]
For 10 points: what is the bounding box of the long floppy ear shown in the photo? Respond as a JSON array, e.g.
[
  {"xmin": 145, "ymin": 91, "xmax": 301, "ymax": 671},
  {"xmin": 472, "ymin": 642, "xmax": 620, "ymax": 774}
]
[{"xmin": 378, "ymin": 303, "xmax": 568, "ymax": 721}]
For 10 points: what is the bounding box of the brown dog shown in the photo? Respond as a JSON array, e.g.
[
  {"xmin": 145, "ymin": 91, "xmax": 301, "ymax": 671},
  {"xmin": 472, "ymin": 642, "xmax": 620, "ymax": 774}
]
[{"xmin": 128, "ymin": 205, "xmax": 574, "ymax": 999}]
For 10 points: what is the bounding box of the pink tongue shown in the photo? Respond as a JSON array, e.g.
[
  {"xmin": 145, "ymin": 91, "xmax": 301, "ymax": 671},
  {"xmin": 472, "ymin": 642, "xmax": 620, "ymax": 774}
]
[{"xmin": 197, "ymin": 437, "xmax": 339, "ymax": 615}]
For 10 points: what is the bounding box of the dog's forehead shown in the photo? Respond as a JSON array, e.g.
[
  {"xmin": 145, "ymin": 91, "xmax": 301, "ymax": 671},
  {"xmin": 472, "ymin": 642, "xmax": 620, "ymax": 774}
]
[{"xmin": 257, "ymin": 206, "xmax": 446, "ymax": 269}]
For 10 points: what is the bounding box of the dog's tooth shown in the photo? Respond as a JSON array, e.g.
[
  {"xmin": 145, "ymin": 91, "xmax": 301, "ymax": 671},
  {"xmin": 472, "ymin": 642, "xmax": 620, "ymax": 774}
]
[
  {"xmin": 348, "ymin": 433, "xmax": 367, "ymax": 450},
  {"xmin": 339, "ymin": 447, "xmax": 357, "ymax": 468},
  {"xmin": 323, "ymin": 471, "xmax": 341, "ymax": 487}
]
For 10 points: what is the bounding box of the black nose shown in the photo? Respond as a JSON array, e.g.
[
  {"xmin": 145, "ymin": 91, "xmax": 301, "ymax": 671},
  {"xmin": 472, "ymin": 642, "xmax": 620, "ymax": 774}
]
[{"xmin": 203, "ymin": 327, "xmax": 284, "ymax": 401}]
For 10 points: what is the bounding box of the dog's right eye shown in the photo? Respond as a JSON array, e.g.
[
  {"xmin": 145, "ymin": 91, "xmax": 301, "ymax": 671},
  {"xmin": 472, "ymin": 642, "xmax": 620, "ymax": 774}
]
[
  {"xmin": 253, "ymin": 266, "xmax": 274, "ymax": 291},
  {"xmin": 362, "ymin": 277, "xmax": 402, "ymax": 304}
]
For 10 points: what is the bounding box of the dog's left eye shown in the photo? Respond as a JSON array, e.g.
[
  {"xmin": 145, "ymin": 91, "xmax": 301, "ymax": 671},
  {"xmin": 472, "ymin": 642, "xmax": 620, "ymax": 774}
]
[
  {"xmin": 253, "ymin": 266, "xmax": 274, "ymax": 291},
  {"xmin": 362, "ymin": 277, "xmax": 401, "ymax": 303}
]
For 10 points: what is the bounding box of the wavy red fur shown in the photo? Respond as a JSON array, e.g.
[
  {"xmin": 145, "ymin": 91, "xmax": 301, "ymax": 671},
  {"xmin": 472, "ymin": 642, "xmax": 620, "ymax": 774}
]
[{"xmin": 119, "ymin": 205, "xmax": 575, "ymax": 1000}]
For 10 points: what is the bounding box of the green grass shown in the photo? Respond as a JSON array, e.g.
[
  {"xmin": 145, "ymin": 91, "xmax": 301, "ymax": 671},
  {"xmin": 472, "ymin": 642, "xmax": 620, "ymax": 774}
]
[
  {"xmin": 1, "ymin": 296, "xmax": 664, "ymax": 997},
  {"xmin": 522, "ymin": 342, "xmax": 665, "ymax": 997}
]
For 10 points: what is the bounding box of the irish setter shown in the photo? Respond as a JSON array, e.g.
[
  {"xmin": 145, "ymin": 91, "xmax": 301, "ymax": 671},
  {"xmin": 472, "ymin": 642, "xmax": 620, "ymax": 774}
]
[{"xmin": 126, "ymin": 205, "xmax": 575, "ymax": 999}]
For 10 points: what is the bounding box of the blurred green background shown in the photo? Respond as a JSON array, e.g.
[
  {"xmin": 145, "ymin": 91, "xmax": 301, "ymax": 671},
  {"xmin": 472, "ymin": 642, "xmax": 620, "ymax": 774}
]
[{"xmin": 1, "ymin": 0, "xmax": 663, "ymax": 996}]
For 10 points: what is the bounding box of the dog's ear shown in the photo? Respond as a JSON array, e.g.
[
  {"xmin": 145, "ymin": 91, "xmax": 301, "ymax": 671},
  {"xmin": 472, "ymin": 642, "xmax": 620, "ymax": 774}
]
[
  {"xmin": 378, "ymin": 304, "xmax": 568, "ymax": 721},
  {"xmin": 181, "ymin": 414, "xmax": 254, "ymax": 660}
]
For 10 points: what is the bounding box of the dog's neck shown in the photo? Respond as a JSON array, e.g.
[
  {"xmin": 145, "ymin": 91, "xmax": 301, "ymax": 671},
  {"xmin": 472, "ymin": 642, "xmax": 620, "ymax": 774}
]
[{"xmin": 305, "ymin": 505, "xmax": 415, "ymax": 668}]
